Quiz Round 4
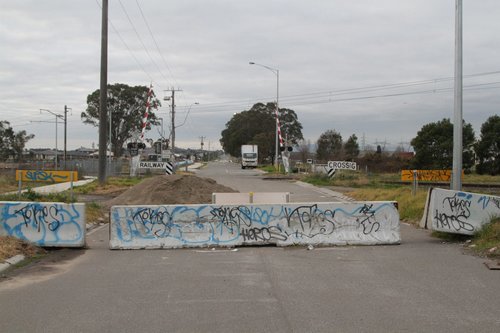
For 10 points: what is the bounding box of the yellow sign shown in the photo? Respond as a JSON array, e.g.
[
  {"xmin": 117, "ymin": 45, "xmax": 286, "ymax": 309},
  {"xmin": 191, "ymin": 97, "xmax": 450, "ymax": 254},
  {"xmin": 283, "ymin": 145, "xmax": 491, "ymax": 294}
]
[
  {"xmin": 401, "ymin": 170, "xmax": 463, "ymax": 182},
  {"xmin": 16, "ymin": 170, "xmax": 78, "ymax": 183}
]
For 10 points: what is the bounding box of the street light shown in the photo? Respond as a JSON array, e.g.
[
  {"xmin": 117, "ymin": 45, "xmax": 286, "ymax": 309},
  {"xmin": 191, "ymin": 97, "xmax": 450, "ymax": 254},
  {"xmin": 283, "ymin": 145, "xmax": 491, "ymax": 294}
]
[
  {"xmin": 40, "ymin": 109, "xmax": 64, "ymax": 170},
  {"xmin": 249, "ymin": 61, "xmax": 280, "ymax": 168},
  {"xmin": 176, "ymin": 102, "xmax": 199, "ymax": 128}
]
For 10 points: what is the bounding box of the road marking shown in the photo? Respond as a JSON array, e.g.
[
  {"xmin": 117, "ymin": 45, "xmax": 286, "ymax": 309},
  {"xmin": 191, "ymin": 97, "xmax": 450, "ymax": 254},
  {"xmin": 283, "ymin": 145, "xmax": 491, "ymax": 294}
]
[
  {"xmin": 167, "ymin": 298, "xmax": 277, "ymax": 304},
  {"xmin": 194, "ymin": 248, "xmax": 239, "ymax": 253}
]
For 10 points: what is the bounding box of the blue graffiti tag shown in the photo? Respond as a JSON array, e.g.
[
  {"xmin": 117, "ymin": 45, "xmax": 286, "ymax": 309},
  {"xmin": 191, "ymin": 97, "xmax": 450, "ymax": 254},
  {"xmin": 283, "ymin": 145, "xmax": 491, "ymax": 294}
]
[
  {"xmin": 25, "ymin": 170, "xmax": 69, "ymax": 182},
  {"xmin": 1, "ymin": 202, "xmax": 83, "ymax": 245},
  {"xmin": 112, "ymin": 202, "xmax": 398, "ymax": 247}
]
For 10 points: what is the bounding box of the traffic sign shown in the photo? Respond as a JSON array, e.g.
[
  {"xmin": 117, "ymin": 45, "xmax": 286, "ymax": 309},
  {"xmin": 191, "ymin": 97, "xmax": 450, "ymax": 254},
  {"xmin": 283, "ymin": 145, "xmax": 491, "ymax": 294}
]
[
  {"xmin": 139, "ymin": 161, "xmax": 168, "ymax": 169},
  {"xmin": 327, "ymin": 161, "xmax": 357, "ymax": 171},
  {"xmin": 139, "ymin": 161, "xmax": 175, "ymax": 175},
  {"xmin": 327, "ymin": 168, "xmax": 336, "ymax": 178},
  {"xmin": 165, "ymin": 162, "xmax": 174, "ymax": 175}
]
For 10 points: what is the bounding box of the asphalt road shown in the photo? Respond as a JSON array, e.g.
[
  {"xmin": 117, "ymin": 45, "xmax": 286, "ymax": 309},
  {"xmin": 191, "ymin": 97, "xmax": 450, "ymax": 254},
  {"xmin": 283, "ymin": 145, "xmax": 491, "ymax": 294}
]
[{"xmin": 0, "ymin": 160, "xmax": 499, "ymax": 332}]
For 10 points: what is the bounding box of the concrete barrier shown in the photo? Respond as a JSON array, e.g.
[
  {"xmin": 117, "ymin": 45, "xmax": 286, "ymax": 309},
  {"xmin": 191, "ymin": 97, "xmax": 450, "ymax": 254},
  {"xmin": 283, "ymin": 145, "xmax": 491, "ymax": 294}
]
[
  {"xmin": 110, "ymin": 201, "xmax": 400, "ymax": 249},
  {"xmin": 0, "ymin": 201, "xmax": 86, "ymax": 247},
  {"xmin": 420, "ymin": 188, "xmax": 500, "ymax": 235},
  {"xmin": 212, "ymin": 192, "xmax": 290, "ymax": 204},
  {"xmin": 253, "ymin": 192, "xmax": 290, "ymax": 204},
  {"xmin": 212, "ymin": 193, "xmax": 252, "ymax": 204}
]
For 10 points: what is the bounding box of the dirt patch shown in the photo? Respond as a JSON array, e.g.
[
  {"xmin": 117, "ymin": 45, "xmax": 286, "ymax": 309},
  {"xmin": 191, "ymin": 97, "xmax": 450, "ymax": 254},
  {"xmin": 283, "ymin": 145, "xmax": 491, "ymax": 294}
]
[
  {"xmin": 0, "ymin": 236, "xmax": 47, "ymax": 262},
  {"xmin": 105, "ymin": 174, "xmax": 237, "ymax": 207},
  {"xmin": 0, "ymin": 248, "xmax": 85, "ymax": 289}
]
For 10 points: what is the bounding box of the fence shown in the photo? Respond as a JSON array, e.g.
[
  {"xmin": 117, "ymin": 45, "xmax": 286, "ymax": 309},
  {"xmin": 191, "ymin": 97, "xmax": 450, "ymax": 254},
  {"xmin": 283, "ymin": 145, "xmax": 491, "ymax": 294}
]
[{"xmin": 0, "ymin": 159, "xmax": 129, "ymax": 178}]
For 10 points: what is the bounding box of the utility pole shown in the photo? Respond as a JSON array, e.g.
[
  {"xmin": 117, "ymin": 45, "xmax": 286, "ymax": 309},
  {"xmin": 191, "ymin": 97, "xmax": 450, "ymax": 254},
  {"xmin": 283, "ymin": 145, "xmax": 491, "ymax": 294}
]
[
  {"xmin": 98, "ymin": 0, "xmax": 108, "ymax": 185},
  {"xmin": 199, "ymin": 136, "xmax": 206, "ymax": 151},
  {"xmin": 200, "ymin": 136, "xmax": 206, "ymax": 161},
  {"xmin": 164, "ymin": 88, "xmax": 182, "ymax": 156},
  {"xmin": 40, "ymin": 109, "xmax": 63, "ymax": 170},
  {"xmin": 63, "ymin": 105, "xmax": 71, "ymax": 169},
  {"xmin": 452, "ymin": 0, "xmax": 463, "ymax": 191}
]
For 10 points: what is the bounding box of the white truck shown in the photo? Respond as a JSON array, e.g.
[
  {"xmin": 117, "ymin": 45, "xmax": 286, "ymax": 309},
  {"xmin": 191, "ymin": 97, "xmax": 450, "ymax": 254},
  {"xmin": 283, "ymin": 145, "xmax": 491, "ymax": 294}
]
[{"xmin": 241, "ymin": 145, "xmax": 258, "ymax": 169}]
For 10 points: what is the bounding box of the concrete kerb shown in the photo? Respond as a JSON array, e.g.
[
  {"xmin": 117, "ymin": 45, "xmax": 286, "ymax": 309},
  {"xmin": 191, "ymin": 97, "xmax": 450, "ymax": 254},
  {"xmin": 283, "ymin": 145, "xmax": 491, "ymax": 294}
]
[
  {"xmin": 0, "ymin": 254, "xmax": 26, "ymax": 273},
  {"xmin": 7, "ymin": 176, "xmax": 96, "ymax": 195},
  {"xmin": 0, "ymin": 223, "xmax": 102, "ymax": 274}
]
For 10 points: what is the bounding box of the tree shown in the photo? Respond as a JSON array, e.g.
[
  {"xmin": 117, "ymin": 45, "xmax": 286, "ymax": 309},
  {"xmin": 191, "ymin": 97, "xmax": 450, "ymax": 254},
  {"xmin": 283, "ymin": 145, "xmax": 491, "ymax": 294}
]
[
  {"xmin": 81, "ymin": 83, "xmax": 161, "ymax": 157},
  {"xmin": 220, "ymin": 102, "xmax": 303, "ymax": 161},
  {"xmin": 475, "ymin": 115, "xmax": 500, "ymax": 175},
  {"xmin": 297, "ymin": 139, "xmax": 312, "ymax": 163},
  {"xmin": 410, "ymin": 118, "xmax": 475, "ymax": 170},
  {"xmin": 316, "ymin": 130, "xmax": 343, "ymax": 162},
  {"xmin": 344, "ymin": 134, "xmax": 360, "ymax": 160},
  {"xmin": 0, "ymin": 121, "xmax": 35, "ymax": 161}
]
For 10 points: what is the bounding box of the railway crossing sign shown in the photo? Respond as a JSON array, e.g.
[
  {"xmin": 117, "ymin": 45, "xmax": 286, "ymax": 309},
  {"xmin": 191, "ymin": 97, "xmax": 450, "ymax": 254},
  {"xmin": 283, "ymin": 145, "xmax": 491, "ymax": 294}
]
[
  {"xmin": 327, "ymin": 161, "xmax": 357, "ymax": 171},
  {"xmin": 165, "ymin": 162, "xmax": 174, "ymax": 175},
  {"xmin": 327, "ymin": 168, "xmax": 336, "ymax": 179},
  {"xmin": 139, "ymin": 161, "xmax": 175, "ymax": 175},
  {"xmin": 326, "ymin": 161, "xmax": 357, "ymax": 179}
]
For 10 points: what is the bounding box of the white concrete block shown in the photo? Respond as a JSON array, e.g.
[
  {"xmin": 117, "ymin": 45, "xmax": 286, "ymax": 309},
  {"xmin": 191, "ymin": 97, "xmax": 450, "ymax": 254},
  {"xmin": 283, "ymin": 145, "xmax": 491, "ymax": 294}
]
[
  {"xmin": 0, "ymin": 201, "xmax": 86, "ymax": 247},
  {"xmin": 422, "ymin": 188, "xmax": 500, "ymax": 235},
  {"xmin": 110, "ymin": 201, "xmax": 400, "ymax": 249}
]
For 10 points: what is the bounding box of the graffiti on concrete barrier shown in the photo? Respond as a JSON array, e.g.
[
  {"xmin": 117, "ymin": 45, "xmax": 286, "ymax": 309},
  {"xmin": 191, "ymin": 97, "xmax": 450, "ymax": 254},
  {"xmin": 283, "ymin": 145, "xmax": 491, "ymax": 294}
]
[
  {"xmin": 14, "ymin": 203, "xmax": 62, "ymax": 232},
  {"xmin": 356, "ymin": 204, "xmax": 381, "ymax": 235},
  {"xmin": 284, "ymin": 204, "xmax": 336, "ymax": 238},
  {"xmin": 0, "ymin": 202, "xmax": 85, "ymax": 246},
  {"xmin": 110, "ymin": 202, "xmax": 401, "ymax": 248},
  {"xmin": 477, "ymin": 195, "xmax": 500, "ymax": 210},
  {"xmin": 434, "ymin": 192, "xmax": 474, "ymax": 233},
  {"xmin": 429, "ymin": 189, "xmax": 500, "ymax": 235},
  {"xmin": 16, "ymin": 170, "xmax": 78, "ymax": 183},
  {"xmin": 401, "ymin": 170, "xmax": 463, "ymax": 182}
]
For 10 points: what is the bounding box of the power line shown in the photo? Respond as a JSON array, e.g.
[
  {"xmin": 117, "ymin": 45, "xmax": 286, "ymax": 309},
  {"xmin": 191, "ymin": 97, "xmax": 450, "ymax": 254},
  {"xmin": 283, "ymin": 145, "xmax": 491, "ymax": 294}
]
[
  {"xmin": 188, "ymin": 73, "xmax": 500, "ymax": 113},
  {"xmin": 117, "ymin": 0, "xmax": 172, "ymax": 88},
  {"xmin": 95, "ymin": 0, "xmax": 160, "ymax": 88},
  {"xmin": 135, "ymin": 0, "xmax": 178, "ymax": 88}
]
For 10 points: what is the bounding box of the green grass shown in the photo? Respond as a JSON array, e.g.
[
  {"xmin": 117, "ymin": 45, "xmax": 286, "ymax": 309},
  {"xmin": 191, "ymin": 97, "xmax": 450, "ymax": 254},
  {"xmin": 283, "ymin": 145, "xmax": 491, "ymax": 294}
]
[
  {"xmin": 259, "ymin": 165, "xmax": 278, "ymax": 173},
  {"xmin": 0, "ymin": 175, "xmax": 46, "ymax": 194},
  {"xmin": 73, "ymin": 176, "xmax": 145, "ymax": 194},
  {"xmin": 86, "ymin": 201, "xmax": 106, "ymax": 224},
  {"xmin": 463, "ymin": 174, "xmax": 500, "ymax": 184},
  {"xmin": 300, "ymin": 171, "xmax": 499, "ymax": 224},
  {"xmin": 347, "ymin": 187, "xmax": 428, "ymax": 222},
  {"xmin": 0, "ymin": 188, "xmax": 76, "ymax": 203},
  {"xmin": 301, "ymin": 171, "xmax": 402, "ymax": 188},
  {"xmin": 258, "ymin": 164, "xmax": 291, "ymax": 174},
  {"xmin": 470, "ymin": 217, "xmax": 500, "ymax": 258},
  {"xmin": 433, "ymin": 217, "xmax": 500, "ymax": 259}
]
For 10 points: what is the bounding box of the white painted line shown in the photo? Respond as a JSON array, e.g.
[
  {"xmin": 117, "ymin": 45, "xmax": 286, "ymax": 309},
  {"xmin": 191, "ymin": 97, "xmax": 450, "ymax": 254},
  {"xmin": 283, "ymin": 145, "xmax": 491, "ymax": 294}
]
[
  {"xmin": 194, "ymin": 248, "xmax": 239, "ymax": 253},
  {"xmin": 168, "ymin": 298, "xmax": 277, "ymax": 304}
]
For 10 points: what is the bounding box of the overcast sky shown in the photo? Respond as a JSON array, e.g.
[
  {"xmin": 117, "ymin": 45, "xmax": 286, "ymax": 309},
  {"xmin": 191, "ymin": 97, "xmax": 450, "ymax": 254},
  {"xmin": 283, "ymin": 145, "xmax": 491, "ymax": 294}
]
[{"xmin": 1, "ymin": 0, "xmax": 499, "ymax": 152}]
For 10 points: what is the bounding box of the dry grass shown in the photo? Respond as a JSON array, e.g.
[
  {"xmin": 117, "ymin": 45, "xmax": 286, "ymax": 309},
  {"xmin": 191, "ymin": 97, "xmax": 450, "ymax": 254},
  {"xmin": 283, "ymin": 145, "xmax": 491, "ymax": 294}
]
[
  {"xmin": 470, "ymin": 217, "xmax": 500, "ymax": 258},
  {"xmin": 346, "ymin": 187, "xmax": 428, "ymax": 224},
  {"xmin": 0, "ymin": 175, "xmax": 19, "ymax": 194},
  {"xmin": 0, "ymin": 236, "xmax": 46, "ymax": 262}
]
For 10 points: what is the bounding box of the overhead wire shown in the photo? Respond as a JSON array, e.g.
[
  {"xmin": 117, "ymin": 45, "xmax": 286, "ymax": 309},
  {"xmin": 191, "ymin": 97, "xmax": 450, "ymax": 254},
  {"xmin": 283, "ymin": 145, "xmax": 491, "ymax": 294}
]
[
  {"xmin": 188, "ymin": 77, "xmax": 500, "ymax": 114},
  {"xmin": 94, "ymin": 0, "xmax": 500, "ymax": 118},
  {"xmin": 135, "ymin": 0, "xmax": 179, "ymax": 89},
  {"xmin": 95, "ymin": 0, "xmax": 158, "ymax": 87},
  {"xmin": 117, "ymin": 0, "xmax": 171, "ymax": 90}
]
